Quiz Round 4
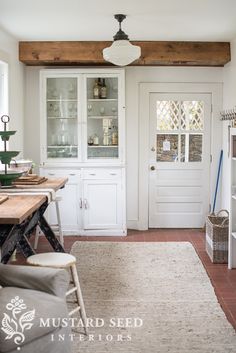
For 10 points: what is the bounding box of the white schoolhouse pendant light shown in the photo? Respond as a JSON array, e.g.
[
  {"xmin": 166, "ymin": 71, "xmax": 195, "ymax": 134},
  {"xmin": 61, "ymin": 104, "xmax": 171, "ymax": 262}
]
[{"xmin": 103, "ymin": 14, "xmax": 141, "ymax": 66}]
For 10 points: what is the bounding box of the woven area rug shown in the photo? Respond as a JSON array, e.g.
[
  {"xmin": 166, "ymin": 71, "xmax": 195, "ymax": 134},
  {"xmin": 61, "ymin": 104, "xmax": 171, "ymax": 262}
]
[{"xmin": 70, "ymin": 241, "xmax": 236, "ymax": 353}]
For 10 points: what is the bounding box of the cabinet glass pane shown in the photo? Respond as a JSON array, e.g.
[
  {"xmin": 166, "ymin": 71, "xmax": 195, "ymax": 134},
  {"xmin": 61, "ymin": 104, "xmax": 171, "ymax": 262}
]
[
  {"xmin": 46, "ymin": 78, "xmax": 78, "ymax": 159},
  {"xmin": 86, "ymin": 77, "xmax": 119, "ymax": 159}
]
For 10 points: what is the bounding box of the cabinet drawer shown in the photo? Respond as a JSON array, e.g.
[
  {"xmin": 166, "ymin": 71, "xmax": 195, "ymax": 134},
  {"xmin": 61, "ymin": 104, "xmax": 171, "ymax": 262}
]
[
  {"xmin": 83, "ymin": 169, "xmax": 121, "ymax": 180},
  {"xmin": 41, "ymin": 169, "xmax": 80, "ymax": 183}
]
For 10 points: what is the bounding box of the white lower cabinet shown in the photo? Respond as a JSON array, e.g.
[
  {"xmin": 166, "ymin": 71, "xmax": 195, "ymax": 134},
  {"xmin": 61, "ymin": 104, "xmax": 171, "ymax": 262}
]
[
  {"xmin": 40, "ymin": 167, "xmax": 126, "ymax": 236},
  {"xmin": 83, "ymin": 180, "xmax": 122, "ymax": 230},
  {"xmin": 41, "ymin": 169, "xmax": 82, "ymax": 234}
]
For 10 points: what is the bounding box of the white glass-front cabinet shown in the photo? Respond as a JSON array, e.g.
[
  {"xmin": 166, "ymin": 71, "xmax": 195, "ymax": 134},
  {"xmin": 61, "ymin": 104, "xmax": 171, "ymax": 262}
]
[
  {"xmin": 85, "ymin": 75, "xmax": 122, "ymax": 161},
  {"xmin": 40, "ymin": 69, "xmax": 126, "ymax": 236},
  {"xmin": 40, "ymin": 69, "xmax": 125, "ymax": 165},
  {"xmin": 42, "ymin": 75, "xmax": 81, "ymax": 163}
]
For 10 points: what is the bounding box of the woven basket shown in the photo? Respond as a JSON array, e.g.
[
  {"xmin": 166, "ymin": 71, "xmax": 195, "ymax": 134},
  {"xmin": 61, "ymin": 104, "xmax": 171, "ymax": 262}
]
[{"xmin": 205, "ymin": 209, "xmax": 229, "ymax": 264}]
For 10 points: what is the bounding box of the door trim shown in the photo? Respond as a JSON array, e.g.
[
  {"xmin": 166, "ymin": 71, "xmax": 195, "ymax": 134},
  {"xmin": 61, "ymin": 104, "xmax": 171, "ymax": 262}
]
[{"xmin": 138, "ymin": 82, "xmax": 223, "ymax": 230}]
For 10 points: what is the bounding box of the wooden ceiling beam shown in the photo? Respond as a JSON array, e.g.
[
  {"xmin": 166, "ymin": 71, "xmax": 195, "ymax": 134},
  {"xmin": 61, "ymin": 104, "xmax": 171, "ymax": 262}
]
[{"xmin": 19, "ymin": 41, "xmax": 231, "ymax": 66}]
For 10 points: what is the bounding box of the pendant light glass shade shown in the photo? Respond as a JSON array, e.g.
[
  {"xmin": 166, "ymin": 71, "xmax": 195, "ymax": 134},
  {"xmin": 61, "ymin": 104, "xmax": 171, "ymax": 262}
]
[
  {"xmin": 103, "ymin": 14, "xmax": 141, "ymax": 67},
  {"xmin": 103, "ymin": 40, "xmax": 141, "ymax": 66}
]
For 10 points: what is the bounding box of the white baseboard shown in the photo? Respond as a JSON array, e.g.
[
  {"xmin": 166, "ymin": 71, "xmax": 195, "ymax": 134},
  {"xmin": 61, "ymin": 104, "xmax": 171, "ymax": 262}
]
[{"xmin": 62, "ymin": 229, "xmax": 127, "ymax": 236}]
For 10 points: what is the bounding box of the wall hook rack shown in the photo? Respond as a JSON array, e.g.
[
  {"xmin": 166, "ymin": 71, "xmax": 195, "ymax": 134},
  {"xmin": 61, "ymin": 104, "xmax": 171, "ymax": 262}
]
[{"xmin": 220, "ymin": 107, "xmax": 236, "ymax": 121}]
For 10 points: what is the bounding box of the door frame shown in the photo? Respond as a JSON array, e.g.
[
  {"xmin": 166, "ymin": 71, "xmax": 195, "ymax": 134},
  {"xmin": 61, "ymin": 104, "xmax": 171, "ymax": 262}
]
[{"xmin": 138, "ymin": 82, "xmax": 223, "ymax": 230}]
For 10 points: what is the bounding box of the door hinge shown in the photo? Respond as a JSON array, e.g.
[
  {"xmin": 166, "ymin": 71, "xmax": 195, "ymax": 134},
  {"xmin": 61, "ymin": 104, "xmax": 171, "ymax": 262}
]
[
  {"xmin": 211, "ymin": 104, "xmax": 213, "ymax": 113},
  {"xmin": 209, "ymin": 204, "xmax": 211, "ymax": 212},
  {"xmin": 210, "ymin": 154, "xmax": 212, "ymax": 163}
]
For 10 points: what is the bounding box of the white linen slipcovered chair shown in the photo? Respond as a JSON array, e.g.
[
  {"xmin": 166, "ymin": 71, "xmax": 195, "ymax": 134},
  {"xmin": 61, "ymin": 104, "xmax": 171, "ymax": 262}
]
[{"xmin": 0, "ymin": 264, "xmax": 72, "ymax": 353}]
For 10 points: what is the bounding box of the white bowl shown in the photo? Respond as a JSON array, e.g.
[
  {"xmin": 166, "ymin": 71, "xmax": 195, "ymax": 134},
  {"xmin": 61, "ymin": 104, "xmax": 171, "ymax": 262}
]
[{"xmin": 9, "ymin": 159, "xmax": 33, "ymax": 175}]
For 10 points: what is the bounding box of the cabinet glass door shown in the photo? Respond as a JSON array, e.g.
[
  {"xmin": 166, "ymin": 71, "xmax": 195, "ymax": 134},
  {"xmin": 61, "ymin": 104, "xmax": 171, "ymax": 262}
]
[
  {"xmin": 46, "ymin": 77, "xmax": 78, "ymax": 159},
  {"xmin": 86, "ymin": 76, "xmax": 119, "ymax": 159}
]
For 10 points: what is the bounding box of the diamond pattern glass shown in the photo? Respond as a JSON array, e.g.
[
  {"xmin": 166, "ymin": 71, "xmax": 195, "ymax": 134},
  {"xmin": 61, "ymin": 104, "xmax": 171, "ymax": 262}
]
[
  {"xmin": 156, "ymin": 101, "xmax": 179, "ymax": 130},
  {"xmin": 156, "ymin": 100, "xmax": 204, "ymax": 131},
  {"xmin": 156, "ymin": 100, "xmax": 204, "ymax": 163},
  {"xmin": 181, "ymin": 101, "xmax": 204, "ymax": 131}
]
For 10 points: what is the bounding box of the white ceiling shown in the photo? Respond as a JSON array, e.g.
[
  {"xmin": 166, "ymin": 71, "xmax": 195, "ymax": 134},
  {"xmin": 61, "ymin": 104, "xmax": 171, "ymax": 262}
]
[{"xmin": 0, "ymin": 0, "xmax": 236, "ymax": 41}]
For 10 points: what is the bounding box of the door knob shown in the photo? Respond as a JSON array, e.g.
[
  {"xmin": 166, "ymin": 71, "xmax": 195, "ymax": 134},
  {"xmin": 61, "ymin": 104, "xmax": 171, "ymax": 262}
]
[
  {"xmin": 151, "ymin": 147, "xmax": 155, "ymax": 152},
  {"xmin": 150, "ymin": 166, "xmax": 155, "ymax": 171}
]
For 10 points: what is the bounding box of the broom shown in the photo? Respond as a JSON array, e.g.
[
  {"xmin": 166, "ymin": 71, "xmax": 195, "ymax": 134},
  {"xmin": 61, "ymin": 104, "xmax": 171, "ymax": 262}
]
[
  {"xmin": 202, "ymin": 149, "xmax": 223, "ymax": 231},
  {"xmin": 212, "ymin": 149, "xmax": 223, "ymax": 215}
]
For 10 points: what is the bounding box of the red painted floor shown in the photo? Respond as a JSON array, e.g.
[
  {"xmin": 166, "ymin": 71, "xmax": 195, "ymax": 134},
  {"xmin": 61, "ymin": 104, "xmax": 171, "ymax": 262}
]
[{"xmin": 14, "ymin": 229, "xmax": 236, "ymax": 330}]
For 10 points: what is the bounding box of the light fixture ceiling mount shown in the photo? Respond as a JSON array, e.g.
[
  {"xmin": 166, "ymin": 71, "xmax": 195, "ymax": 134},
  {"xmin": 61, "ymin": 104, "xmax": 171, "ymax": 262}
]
[
  {"xmin": 113, "ymin": 14, "xmax": 129, "ymax": 41},
  {"xmin": 103, "ymin": 14, "xmax": 141, "ymax": 67}
]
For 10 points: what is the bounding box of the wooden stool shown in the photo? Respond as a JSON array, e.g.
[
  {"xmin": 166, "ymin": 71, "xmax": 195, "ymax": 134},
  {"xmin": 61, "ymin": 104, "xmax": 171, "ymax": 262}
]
[
  {"xmin": 26, "ymin": 252, "xmax": 87, "ymax": 334},
  {"xmin": 34, "ymin": 196, "xmax": 63, "ymax": 249}
]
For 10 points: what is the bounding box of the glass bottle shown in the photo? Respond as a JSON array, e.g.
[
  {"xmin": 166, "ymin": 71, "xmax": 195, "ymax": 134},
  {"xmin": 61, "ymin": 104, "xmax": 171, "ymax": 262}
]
[
  {"xmin": 103, "ymin": 130, "xmax": 109, "ymax": 146},
  {"xmin": 100, "ymin": 79, "xmax": 107, "ymax": 99},
  {"xmin": 93, "ymin": 79, "xmax": 100, "ymax": 99},
  {"xmin": 112, "ymin": 126, "xmax": 118, "ymax": 145}
]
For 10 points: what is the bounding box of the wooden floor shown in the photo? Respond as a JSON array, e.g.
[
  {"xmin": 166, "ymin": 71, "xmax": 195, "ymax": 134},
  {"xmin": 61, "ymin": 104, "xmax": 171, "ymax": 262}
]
[{"xmin": 14, "ymin": 229, "xmax": 236, "ymax": 330}]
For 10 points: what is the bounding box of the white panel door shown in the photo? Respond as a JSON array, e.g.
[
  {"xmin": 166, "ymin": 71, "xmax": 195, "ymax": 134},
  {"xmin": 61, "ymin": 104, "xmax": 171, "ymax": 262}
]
[
  {"xmin": 149, "ymin": 93, "xmax": 211, "ymax": 228},
  {"xmin": 83, "ymin": 180, "xmax": 122, "ymax": 229}
]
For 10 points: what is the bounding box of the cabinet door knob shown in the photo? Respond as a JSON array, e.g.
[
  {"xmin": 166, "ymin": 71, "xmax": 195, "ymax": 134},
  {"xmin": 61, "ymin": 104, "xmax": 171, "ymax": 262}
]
[
  {"xmin": 79, "ymin": 198, "xmax": 83, "ymax": 209},
  {"xmin": 69, "ymin": 173, "xmax": 76, "ymax": 176},
  {"xmin": 48, "ymin": 173, "xmax": 55, "ymax": 176},
  {"xmin": 150, "ymin": 166, "xmax": 155, "ymax": 171}
]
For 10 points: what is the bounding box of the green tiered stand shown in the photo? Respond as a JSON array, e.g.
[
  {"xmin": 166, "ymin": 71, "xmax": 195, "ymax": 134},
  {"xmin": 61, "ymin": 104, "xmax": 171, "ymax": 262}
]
[{"xmin": 0, "ymin": 115, "xmax": 23, "ymax": 186}]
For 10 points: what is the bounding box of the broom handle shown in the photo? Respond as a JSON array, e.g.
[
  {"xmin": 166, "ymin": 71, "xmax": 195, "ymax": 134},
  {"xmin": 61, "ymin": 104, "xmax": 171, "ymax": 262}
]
[{"xmin": 212, "ymin": 150, "xmax": 223, "ymax": 213}]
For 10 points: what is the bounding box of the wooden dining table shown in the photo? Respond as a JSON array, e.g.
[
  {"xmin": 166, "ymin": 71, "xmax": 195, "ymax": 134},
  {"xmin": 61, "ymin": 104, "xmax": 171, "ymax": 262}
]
[{"xmin": 0, "ymin": 178, "xmax": 67, "ymax": 263}]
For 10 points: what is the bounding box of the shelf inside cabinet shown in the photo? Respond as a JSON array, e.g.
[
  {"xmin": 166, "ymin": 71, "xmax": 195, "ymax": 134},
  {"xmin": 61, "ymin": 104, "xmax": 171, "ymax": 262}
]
[
  {"xmin": 88, "ymin": 145, "xmax": 118, "ymax": 148},
  {"xmin": 232, "ymin": 157, "xmax": 236, "ymax": 161},
  {"xmin": 48, "ymin": 145, "xmax": 78, "ymax": 148},
  {"xmin": 87, "ymin": 99, "xmax": 118, "ymax": 102},
  {"xmin": 47, "ymin": 99, "xmax": 77, "ymax": 102},
  {"xmin": 232, "ymin": 195, "xmax": 236, "ymax": 200},
  {"xmin": 47, "ymin": 117, "xmax": 77, "ymax": 120},
  {"xmin": 87, "ymin": 116, "xmax": 118, "ymax": 119}
]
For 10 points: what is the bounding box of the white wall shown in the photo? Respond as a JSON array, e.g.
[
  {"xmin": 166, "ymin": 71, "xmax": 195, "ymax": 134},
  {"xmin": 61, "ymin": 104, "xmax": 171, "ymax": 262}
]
[
  {"xmin": 24, "ymin": 66, "xmax": 223, "ymax": 229},
  {"xmin": 222, "ymin": 39, "xmax": 236, "ymax": 210},
  {"xmin": 0, "ymin": 26, "xmax": 25, "ymax": 153},
  {"xmin": 24, "ymin": 66, "xmax": 41, "ymax": 163}
]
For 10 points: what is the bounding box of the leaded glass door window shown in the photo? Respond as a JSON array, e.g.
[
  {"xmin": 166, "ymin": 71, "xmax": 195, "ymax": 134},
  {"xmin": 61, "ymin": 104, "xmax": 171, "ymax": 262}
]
[{"xmin": 155, "ymin": 100, "xmax": 204, "ymax": 162}]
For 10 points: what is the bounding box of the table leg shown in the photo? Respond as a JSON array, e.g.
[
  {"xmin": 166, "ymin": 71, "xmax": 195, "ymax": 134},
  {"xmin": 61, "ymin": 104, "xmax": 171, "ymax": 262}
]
[
  {"xmin": 1, "ymin": 224, "xmax": 35, "ymax": 264},
  {"xmin": 0, "ymin": 225, "xmax": 12, "ymax": 247},
  {"xmin": 38, "ymin": 215, "xmax": 65, "ymax": 253},
  {"xmin": 23, "ymin": 200, "xmax": 48, "ymax": 237},
  {"xmin": 17, "ymin": 235, "xmax": 35, "ymax": 258},
  {"xmin": 0, "ymin": 200, "xmax": 64, "ymax": 263},
  {"xmin": 22, "ymin": 200, "xmax": 64, "ymax": 253}
]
